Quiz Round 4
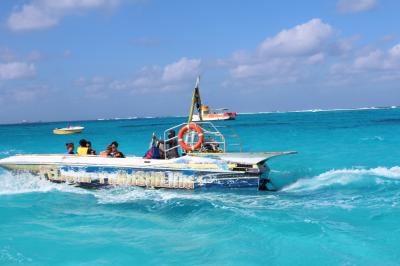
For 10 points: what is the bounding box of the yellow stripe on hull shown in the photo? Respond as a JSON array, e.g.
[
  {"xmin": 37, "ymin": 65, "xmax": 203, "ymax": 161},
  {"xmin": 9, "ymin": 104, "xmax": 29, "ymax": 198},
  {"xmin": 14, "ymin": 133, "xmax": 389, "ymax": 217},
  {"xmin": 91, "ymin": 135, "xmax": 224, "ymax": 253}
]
[{"xmin": 53, "ymin": 129, "xmax": 83, "ymax": 134}]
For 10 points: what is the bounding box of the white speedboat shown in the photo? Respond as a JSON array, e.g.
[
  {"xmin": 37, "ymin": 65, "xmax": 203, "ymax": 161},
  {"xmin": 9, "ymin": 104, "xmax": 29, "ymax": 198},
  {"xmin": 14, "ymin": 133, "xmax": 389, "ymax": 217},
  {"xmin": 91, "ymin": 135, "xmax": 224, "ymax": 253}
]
[
  {"xmin": 53, "ymin": 126, "xmax": 84, "ymax": 135},
  {"xmin": 0, "ymin": 151, "xmax": 294, "ymax": 190},
  {"xmin": 0, "ymin": 78, "xmax": 296, "ymax": 191},
  {"xmin": 0, "ymin": 122, "xmax": 295, "ymax": 190}
]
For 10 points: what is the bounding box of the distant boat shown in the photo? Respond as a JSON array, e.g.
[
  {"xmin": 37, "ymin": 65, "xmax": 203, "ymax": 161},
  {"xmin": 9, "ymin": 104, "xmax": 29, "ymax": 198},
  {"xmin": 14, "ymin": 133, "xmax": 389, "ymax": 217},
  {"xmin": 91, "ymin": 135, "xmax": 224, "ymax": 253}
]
[
  {"xmin": 53, "ymin": 126, "xmax": 84, "ymax": 135},
  {"xmin": 192, "ymin": 106, "xmax": 237, "ymax": 121},
  {"xmin": 189, "ymin": 77, "xmax": 237, "ymax": 122}
]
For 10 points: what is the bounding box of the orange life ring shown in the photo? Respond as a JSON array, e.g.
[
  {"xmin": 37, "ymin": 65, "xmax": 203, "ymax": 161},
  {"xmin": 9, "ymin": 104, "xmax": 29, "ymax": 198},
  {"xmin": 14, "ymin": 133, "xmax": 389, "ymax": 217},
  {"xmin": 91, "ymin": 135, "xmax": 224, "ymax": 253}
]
[{"xmin": 178, "ymin": 123, "xmax": 204, "ymax": 151}]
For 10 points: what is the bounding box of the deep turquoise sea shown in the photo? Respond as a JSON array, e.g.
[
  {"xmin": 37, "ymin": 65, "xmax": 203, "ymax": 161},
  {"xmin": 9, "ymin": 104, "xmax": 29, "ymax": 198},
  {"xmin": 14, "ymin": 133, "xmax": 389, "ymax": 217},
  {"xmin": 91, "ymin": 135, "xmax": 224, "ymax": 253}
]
[{"xmin": 1, "ymin": 108, "xmax": 400, "ymax": 265}]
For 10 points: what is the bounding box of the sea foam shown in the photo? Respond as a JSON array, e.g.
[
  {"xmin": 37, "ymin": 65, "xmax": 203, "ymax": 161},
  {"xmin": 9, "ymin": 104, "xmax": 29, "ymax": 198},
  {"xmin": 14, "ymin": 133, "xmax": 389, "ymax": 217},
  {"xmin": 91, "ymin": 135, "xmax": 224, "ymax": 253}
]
[{"xmin": 282, "ymin": 166, "xmax": 400, "ymax": 193}]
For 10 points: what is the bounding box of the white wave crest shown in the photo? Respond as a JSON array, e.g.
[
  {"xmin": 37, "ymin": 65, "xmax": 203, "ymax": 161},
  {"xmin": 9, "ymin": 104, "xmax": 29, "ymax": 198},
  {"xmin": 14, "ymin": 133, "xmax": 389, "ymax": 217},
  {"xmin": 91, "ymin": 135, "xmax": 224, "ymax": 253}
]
[
  {"xmin": 282, "ymin": 166, "xmax": 400, "ymax": 192},
  {"xmin": 0, "ymin": 149, "xmax": 23, "ymax": 156},
  {"xmin": 0, "ymin": 171, "xmax": 87, "ymax": 195}
]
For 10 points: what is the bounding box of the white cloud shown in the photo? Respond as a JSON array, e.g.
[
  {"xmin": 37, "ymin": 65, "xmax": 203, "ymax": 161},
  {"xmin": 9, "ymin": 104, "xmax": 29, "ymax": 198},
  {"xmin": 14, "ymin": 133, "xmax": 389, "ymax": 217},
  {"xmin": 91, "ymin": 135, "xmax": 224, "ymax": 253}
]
[
  {"xmin": 353, "ymin": 44, "xmax": 400, "ymax": 71},
  {"xmin": 0, "ymin": 62, "xmax": 36, "ymax": 80},
  {"xmin": 7, "ymin": 0, "xmax": 120, "ymax": 31},
  {"xmin": 0, "ymin": 47, "xmax": 16, "ymax": 62},
  {"xmin": 354, "ymin": 50, "xmax": 384, "ymax": 70},
  {"xmin": 337, "ymin": 0, "xmax": 377, "ymax": 14},
  {"xmin": 307, "ymin": 53, "xmax": 325, "ymax": 64},
  {"xmin": 258, "ymin": 18, "xmax": 333, "ymax": 57},
  {"xmin": 230, "ymin": 58, "xmax": 297, "ymax": 79},
  {"xmin": 222, "ymin": 19, "xmax": 336, "ymax": 87},
  {"xmin": 77, "ymin": 57, "xmax": 202, "ymax": 96},
  {"xmin": 162, "ymin": 57, "xmax": 201, "ymax": 82},
  {"xmin": 330, "ymin": 43, "xmax": 400, "ymax": 83},
  {"xmin": 389, "ymin": 44, "xmax": 400, "ymax": 58},
  {"xmin": 7, "ymin": 5, "xmax": 57, "ymax": 31},
  {"xmin": 0, "ymin": 85, "xmax": 51, "ymax": 105},
  {"xmin": 221, "ymin": 18, "xmax": 400, "ymax": 89}
]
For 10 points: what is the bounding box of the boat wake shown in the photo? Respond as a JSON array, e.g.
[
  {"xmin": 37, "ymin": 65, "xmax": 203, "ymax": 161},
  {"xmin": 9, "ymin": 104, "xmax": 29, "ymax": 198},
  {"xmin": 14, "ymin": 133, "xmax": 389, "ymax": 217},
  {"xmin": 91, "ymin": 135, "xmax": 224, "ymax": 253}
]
[
  {"xmin": 282, "ymin": 166, "xmax": 400, "ymax": 193},
  {"xmin": 0, "ymin": 170, "xmax": 87, "ymax": 196},
  {"xmin": 0, "ymin": 169, "xmax": 276, "ymax": 211},
  {"xmin": 0, "ymin": 149, "xmax": 23, "ymax": 157},
  {"xmin": 1, "ymin": 166, "xmax": 400, "ymax": 212}
]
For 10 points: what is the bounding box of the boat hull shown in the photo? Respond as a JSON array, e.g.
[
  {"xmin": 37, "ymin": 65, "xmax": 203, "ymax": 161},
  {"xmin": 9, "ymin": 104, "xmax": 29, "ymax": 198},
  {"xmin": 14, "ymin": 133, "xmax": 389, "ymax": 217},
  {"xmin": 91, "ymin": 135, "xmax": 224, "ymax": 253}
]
[
  {"xmin": 0, "ymin": 152, "xmax": 295, "ymax": 190},
  {"xmin": 37, "ymin": 165, "xmax": 260, "ymax": 189},
  {"xmin": 192, "ymin": 113, "xmax": 237, "ymax": 122},
  {"xmin": 53, "ymin": 127, "xmax": 84, "ymax": 135},
  {"xmin": 0, "ymin": 154, "xmax": 274, "ymax": 190}
]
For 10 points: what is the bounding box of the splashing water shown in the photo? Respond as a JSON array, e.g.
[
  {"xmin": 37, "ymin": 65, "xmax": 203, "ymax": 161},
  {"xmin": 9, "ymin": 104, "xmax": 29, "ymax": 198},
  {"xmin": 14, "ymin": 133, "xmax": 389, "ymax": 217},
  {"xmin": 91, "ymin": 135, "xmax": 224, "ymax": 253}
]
[{"xmin": 1, "ymin": 109, "xmax": 400, "ymax": 265}]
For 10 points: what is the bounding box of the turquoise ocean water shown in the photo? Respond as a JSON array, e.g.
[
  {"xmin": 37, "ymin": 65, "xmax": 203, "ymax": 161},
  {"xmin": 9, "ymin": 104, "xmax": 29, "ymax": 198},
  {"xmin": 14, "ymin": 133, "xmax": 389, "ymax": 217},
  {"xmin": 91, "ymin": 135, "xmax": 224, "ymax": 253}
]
[{"xmin": 1, "ymin": 108, "xmax": 400, "ymax": 265}]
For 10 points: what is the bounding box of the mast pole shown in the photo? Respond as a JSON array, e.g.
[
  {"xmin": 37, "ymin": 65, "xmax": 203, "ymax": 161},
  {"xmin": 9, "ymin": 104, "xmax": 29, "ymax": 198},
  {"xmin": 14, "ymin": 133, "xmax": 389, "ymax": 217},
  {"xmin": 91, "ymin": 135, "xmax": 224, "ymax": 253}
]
[{"xmin": 188, "ymin": 76, "xmax": 202, "ymax": 123}]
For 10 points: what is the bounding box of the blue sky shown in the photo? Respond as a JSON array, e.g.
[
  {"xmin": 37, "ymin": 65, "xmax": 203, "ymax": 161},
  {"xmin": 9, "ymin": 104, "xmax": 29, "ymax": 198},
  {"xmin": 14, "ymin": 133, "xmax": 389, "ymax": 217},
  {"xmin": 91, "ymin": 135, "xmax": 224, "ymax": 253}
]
[{"xmin": 0, "ymin": 0, "xmax": 399, "ymax": 123}]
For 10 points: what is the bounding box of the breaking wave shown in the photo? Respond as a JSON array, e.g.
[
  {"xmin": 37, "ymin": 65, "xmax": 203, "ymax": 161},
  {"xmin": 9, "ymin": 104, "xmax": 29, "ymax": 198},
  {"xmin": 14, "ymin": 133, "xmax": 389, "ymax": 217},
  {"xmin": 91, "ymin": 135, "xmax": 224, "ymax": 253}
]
[
  {"xmin": 0, "ymin": 149, "xmax": 23, "ymax": 157},
  {"xmin": 1, "ymin": 166, "xmax": 400, "ymax": 212},
  {"xmin": 0, "ymin": 170, "xmax": 278, "ymax": 213},
  {"xmin": 282, "ymin": 166, "xmax": 400, "ymax": 192},
  {"xmin": 0, "ymin": 171, "xmax": 87, "ymax": 195}
]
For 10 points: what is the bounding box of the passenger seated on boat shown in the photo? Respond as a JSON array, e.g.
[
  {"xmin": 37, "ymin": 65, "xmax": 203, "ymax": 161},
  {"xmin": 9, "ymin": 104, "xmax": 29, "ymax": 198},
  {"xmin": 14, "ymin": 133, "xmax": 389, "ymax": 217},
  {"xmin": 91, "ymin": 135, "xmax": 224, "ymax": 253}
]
[
  {"xmin": 109, "ymin": 141, "xmax": 125, "ymax": 158},
  {"xmin": 86, "ymin": 141, "xmax": 96, "ymax": 155},
  {"xmin": 77, "ymin": 139, "xmax": 89, "ymax": 156},
  {"xmin": 65, "ymin": 143, "xmax": 75, "ymax": 154},
  {"xmin": 153, "ymin": 130, "xmax": 179, "ymax": 159},
  {"xmin": 100, "ymin": 145, "xmax": 112, "ymax": 157},
  {"xmin": 202, "ymin": 138, "xmax": 220, "ymax": 153},
  {"xmin": 143, "ymin": 139, "xmax": 161, "ymax": 159}
]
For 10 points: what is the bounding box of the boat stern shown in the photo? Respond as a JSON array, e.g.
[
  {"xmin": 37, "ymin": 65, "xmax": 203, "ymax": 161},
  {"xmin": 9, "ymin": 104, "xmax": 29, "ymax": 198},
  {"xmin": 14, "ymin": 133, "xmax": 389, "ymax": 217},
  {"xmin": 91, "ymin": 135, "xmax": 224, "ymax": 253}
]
[{"xmin": 188, "ymin": 151, "xmax": 296, "ymax": 190}]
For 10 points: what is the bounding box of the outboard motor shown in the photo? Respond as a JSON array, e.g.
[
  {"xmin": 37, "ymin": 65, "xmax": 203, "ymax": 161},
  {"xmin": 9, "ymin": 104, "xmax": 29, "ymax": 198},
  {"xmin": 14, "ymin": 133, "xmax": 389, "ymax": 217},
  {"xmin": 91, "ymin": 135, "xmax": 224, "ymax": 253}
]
[{"xmin": 258, "ymin": 164, "xmax": 276, "ymax": 191}]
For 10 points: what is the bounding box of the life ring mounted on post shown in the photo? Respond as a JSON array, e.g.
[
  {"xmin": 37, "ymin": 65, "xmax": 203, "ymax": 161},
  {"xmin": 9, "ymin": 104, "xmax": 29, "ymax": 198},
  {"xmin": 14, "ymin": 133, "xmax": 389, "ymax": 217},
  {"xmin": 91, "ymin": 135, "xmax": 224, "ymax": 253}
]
[{"xmin": 178, "ymin": 123, "xmax": 204, "ymax": 151}]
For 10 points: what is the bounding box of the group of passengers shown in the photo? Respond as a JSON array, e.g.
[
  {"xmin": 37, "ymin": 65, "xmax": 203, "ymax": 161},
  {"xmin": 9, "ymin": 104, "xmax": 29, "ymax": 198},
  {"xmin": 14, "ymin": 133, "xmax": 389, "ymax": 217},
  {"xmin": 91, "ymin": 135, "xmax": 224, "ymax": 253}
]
[
  {"xmin": 65, "ymin": 139, "xmax": 124, "ymax": 158},
  {"xmin": 64, "ymin": 129, "xmax": 185, "ymax": 160}
]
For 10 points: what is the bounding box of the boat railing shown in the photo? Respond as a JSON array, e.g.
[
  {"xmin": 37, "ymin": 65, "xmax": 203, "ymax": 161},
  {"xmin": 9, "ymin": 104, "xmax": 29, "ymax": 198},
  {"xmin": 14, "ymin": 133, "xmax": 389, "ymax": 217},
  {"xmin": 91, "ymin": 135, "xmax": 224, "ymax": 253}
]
[
  {"xmin": 214, "ymin": 125, "xmax": 243, "ymax": 152},
  {"xmin": 162, "ymin": 122, "xmax": 228, "ymax": 157}
]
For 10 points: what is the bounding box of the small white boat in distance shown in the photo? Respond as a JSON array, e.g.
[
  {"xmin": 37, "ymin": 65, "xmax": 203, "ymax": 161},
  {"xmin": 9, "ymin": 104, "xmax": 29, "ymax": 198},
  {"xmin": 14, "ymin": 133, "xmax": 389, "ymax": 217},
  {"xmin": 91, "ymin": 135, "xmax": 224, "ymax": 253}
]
[
  {"xmin": 192, "ymin": 106, "xmax": 237, "ymax": 121},
  {"xmin": 53, "ymin": 126, "xmax": 84, "ymax": 135}
]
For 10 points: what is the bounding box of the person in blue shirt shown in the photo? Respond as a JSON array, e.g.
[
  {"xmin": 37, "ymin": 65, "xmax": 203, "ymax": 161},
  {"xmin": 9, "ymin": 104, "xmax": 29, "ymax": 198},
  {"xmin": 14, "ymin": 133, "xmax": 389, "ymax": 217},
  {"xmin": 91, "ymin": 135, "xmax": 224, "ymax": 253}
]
[{"xmin": 65, "ymin": 143, "xmax": 75, "ymax": 154}]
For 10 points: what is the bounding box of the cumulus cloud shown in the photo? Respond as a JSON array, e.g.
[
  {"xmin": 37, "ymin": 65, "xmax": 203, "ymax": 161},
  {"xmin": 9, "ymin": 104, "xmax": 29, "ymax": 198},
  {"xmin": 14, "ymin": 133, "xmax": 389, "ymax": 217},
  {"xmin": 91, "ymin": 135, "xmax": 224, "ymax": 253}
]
[
  {"xmin": 354, "ymin": 44, "xmax": 400, "ymax": 70},
  {"xmin": 77, "ymin": 57, "xmax": 202, "ymax": 97},
  {"xmin": 330, "ymin": 43, "xmax": 400, "ymax": 83},
  {"xmin": 220, "ymin": 18, "xmax": 400, "ymax": 89},
  {"xmin": 7, "ymin": 0, "xmax": 120, "ymax": 31},
  {"xmin": 0, "ymin": 62, "xmax": 36, "ymax": 80},
  {"xmin": 0, "ymin": 85, "xmax": 52, "ymax": 106},
  {"xmin": 0, "ymin": 47, "xmax": 16, "ymax": 62},
  {"xmin": 222, "ymin": 19, "xmax": 337, "ymax": 87},
  {"xmin": 162, "ymin": 57, "xmax": 201, "ymax": 82},
  {"xmin": 258, "ymin": 18, "xmax": 333, "ymax": 57},
  {"xmin": 353, "ymin": 50, "xmax": 384, "ymax": 70},
  {"xmin": 337, "ymin": 0, "xmax": 377, "ymax": 14}
]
